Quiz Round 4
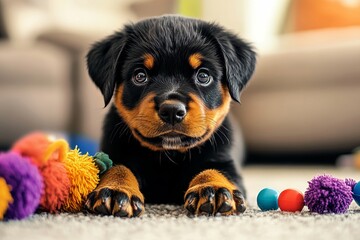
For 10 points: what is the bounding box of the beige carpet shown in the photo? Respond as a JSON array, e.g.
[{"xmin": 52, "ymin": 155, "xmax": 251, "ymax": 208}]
[{"xmin": 1, "ymin": 166, "xmax": 359, "ymax": 240}]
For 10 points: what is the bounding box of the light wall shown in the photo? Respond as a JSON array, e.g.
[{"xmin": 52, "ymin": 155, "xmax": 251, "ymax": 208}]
[{"xmin": 200, "ymin": 0, "xmax": 290, "ymax": 50}]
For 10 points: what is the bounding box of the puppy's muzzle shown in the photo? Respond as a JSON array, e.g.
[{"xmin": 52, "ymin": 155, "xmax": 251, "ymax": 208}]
[{"xmin": 158, "ymin": 100, "xmax": 187, "ymax": 125}]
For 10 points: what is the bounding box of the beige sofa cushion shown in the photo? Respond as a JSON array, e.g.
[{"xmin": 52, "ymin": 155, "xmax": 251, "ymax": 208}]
[
  {"xmin": 0, "ymin": 42, "xmax": 72, "ymax": 144},
  {"xmin": 232, "ymin": 27, "xmax": 360, "ymax": 152}
]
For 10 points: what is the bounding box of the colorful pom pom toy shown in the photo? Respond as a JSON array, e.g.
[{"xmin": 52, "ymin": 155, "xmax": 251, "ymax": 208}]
[
  {"xmin": 0, "ymin": 131, "xmax": 113, "ymax": 220},
  {"xmin": 62, "ymin": 147, "xmax": 100, "ymax": 212},
  {"xmin": 0, "ymin": 152, "xmax": 43, "ymax": 220},
  {"xmin": 12, "ymin": 132, "xmax": 71, "ymax": 213},
  {"xmin": 304, "ymin": 175, "xmax": 354, "ymax": 214}
]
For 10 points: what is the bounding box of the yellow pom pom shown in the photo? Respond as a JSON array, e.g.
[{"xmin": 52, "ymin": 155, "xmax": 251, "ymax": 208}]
[
  {"xmin": 0, "ymin": 177, "xmax": 13, "ymax": 220},
  {"xmin": 62, "ymin": 147, "xmax": 99, "ymax": 212}
]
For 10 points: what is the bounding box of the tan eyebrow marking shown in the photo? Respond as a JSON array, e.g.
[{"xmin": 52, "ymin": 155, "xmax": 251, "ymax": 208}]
[
  {"xmin": 143, "ymin": 54, "xmax": 155, "ymax": 70},
  {"xmin": 189, "ymin": 53, "xmax": 202, "ymax": 69}
]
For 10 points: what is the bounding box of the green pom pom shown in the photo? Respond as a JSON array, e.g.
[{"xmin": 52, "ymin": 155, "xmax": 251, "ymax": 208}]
[{"xmin": 94, "ymin": 152, "xmax": 113, "ymax": 174}]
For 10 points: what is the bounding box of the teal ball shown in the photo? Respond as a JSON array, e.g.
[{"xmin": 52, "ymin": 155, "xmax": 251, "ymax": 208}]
[
  {"xmin": 257, "ymin": 188, "xmax": 279, "ymax": 211},
  {"xmin": 353, "ymin": 181, "xmax": 360, "ymax": 206},
  {"xmin": 353, "ymin": 181, "xmax": 360, "ymax": 194}
]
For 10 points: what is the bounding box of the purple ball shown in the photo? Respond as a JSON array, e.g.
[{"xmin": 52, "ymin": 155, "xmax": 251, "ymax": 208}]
[
  {"xmin": 304, "ymin": 175, "xmax": 353, "ymax": 214},
  {"xmin": 0, "ymin": 152, "xmax": 43, "ymax": 220}
]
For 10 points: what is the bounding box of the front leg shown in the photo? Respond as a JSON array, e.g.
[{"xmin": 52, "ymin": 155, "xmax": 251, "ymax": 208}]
[
  {"xmin": 85, "ymin": 165, "xmax": 144, "ymax": 217},
  {"xmin": 184, "ymin": 169, "xmax": 246, "ymax": 216}
]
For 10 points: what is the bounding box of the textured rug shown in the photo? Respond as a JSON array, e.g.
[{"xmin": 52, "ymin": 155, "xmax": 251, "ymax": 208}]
[{"xmin": 1, "ymin": 166, "xmax": 359, "ymax": 240}]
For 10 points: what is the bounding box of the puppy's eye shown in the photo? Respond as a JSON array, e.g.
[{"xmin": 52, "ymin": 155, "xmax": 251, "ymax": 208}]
[
  {"xmin": 132, "ymin": 69, "xmax": 148, "ymax": 85},
  {"xmin": 196, "ymin": 68, "xmax": 212, "ymax": 86}
]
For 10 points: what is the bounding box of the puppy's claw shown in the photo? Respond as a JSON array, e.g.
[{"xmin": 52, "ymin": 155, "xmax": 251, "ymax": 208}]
[
  {"xmin": 184, "ymin": 192, "xmax": 198, "ymax": 215},
  {"xmin": 112, "ymin": 191, "xmax": 131, "ymax": 217},
  {"xmin": 86, "ymin": 188, "xmax": 112, "ymax": 215},
  {"xmin": 199, "ymin": 202, "xmax": 214, "ymax": 215},
  {"xmin": 85, "ymin": 187, "xmax": 144, "ymax": 217},
  {"xmin": 95, "ymin": 203, "xmax": 110, "ymax": 215},
  {"xmin": 218, "ymin": 202, "xmax": 233, "ymax": 213},
  {"xmin": 233, "ymin": 190, "xmax": 246, "ymax": 213},
  {"xmin": 217, "ymin": 188, "xmax": 233, "ymax": 213},
  {"xmin": 131, "ymin": 197, "xmax": 144, "ymax": 217},
  {"xmin": 198, "ymin": 187, "xmax": 216, "ymax": 215},
  {"xmin": 85, "ymin": 191, "xmax": 97, "ymax": 211}
]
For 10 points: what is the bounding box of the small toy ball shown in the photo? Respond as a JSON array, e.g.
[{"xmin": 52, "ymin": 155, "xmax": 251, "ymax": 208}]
[
  {"xmin": 0, "ymin": 177, "xmax": 13, "ymax": 220},
  {"xmin": 0, "ymin": 152, "xmax": 43, "ymax": 220},
  {"xmin": 62, "ymin": 147, "xmax": 100, "ymax": 212},
  {"xmin": 304, "ymin": 174, "xmax": 353, "ymax": 214},
  {"xmin": 352, "ymin": 181, "xmax": 360, "ymax": 206},
  {"xmin": 12, "ymin": 132, "xmax": 71, "ymax": 213},
  {"xmin": 257, "ymin": 188, "xmax": 279, "ymax": 211},
  {"xmin": 278, "ymin": 189, "xmax": 304, "ymax": 212}
]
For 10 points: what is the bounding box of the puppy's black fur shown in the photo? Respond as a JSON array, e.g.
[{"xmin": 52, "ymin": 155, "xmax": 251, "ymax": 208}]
[{"xmin": 87, "ymin": 16, "xmax": 256, "ymax": 205}]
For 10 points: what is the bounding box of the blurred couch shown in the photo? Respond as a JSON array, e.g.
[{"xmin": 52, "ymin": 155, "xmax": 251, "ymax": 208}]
[
  {"xmin": 232, "ymin": 27, "xmax": 360, "ymax": 154},
  {"xmin": 0, "ymin": 40, "xmax": 73, "ymax": 145},
  {"xmin": 0, "ymin": 0, "xmax": 145, "ymax": 147},
  {"xmin": 0, "ymin": 31, "xmax": 108, "ymax": 146}
]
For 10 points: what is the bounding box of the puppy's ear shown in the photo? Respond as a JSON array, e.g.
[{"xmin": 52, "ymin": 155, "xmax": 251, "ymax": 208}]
[
  {"xmin": 87, "ymin": 32, "xmax": 126, "ymax": 107},
  {"xmin": 214, "ymin": 31, "xmax": 256, "ymax": 103}
]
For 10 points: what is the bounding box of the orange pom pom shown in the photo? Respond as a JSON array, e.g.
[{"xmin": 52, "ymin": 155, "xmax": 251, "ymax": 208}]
[
  {"xmin": 0, "ymin": 177, "xmax": 13, "ymax": 220},
  {"xmin": 12, "ymin": 132, "xmax": 51, "ymax": 167},
  {"xmin": 11, "ymin": 132, "xmax": 71, "ymax": 213},
  {"xmin": 62, "ymin": 147, "xmax": 99, "ymax": 212}
]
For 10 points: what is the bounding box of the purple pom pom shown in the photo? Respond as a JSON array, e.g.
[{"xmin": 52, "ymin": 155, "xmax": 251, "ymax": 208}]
[
  {"xmin": 0, "ymin": 152, "xmax": 43, "ymax": 220},
  {"xmin": 345, "ymin": 178, "xmax": 357, "ymax": 191},
  {"xmin": 304, "ymin": 175, "xmax": 353, "ymax": 214}
]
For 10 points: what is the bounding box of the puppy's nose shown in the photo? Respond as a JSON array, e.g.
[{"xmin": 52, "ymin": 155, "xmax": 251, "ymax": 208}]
[{"xmin": 158, "ymin": 101, "xmax": 187, "ymax": 125}]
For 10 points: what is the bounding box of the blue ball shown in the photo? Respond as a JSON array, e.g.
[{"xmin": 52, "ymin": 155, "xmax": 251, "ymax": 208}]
[
  {"xmin": 353, "ymin": 181, "xmax": 360, "ymax": 206},
  {"xmin": 257, "ymin": 188, "xmax": 279, "ymax": 211},
  {"xmin": 353, "ymin": 181, "xmax": 360, "ymax": 195}
]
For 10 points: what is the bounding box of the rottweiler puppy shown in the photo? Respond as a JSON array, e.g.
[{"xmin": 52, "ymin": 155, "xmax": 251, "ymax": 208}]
[{"xmin": 85, "ymin": 15, "xmax": 256, "ymax": 217}]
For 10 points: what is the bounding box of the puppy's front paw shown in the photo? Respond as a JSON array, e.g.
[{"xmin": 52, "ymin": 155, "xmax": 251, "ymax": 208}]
[
  {"xmin": 85, "ymin": 187, "xmax": 144, "ymax": 217},
  {"xmin": 184, "ymin": 169, "xmax": 246, "ymax": 216},
  {"xmin": 185, "ymin": 185, "xmax": 246, "ymax": 216},
  {"xmin": 84, "ymin": 165, "xmax": 144, "ymax": 218}
]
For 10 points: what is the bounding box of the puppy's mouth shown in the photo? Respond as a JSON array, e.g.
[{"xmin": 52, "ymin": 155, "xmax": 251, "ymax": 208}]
[{"xmin": 134, "ymin": 129, "xmax": 209, "ymax": 150}]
